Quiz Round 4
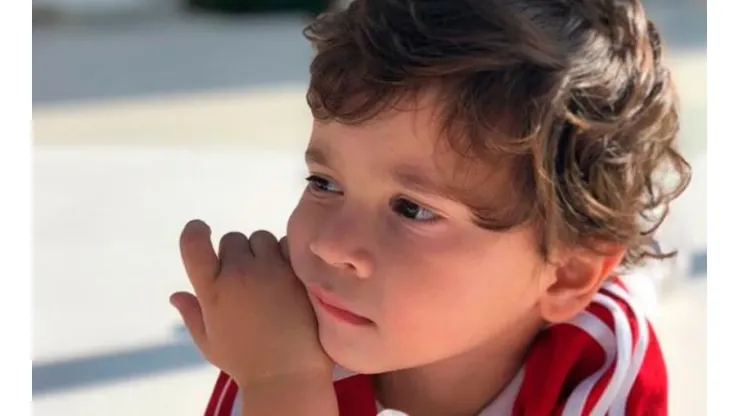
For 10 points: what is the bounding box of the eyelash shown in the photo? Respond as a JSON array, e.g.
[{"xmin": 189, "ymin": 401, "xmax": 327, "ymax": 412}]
[
  {"xmin": 306, "ymin": 175, "xmax": 343, "ymax": 195},
  {"xmin": 390, "ymin": 198, "xmax": 441, "ymax": 223},
  {"xmin": 304, "ymin": 175, "xmax": 442, "ymax": 223}
]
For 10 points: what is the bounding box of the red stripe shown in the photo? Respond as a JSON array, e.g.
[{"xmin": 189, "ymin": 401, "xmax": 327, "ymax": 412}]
[
  {"xmin": 217, "ymin": 379, "xmax": 239, "ymax": 416},
  {"xmin": 626, "ymin": 325, "xmax": 668, "ymax": 415},
  {"xmin": 333, "ymin": 374, "xmax": 377, "ymax": 416},
  {"xmin": 512, "ymin": 325, "xmax": 606, "ymax": 415},
  {"xmin": 582, "ymin": 358, "xmax": 618, "ymax": 414},
  {"xmin": 205, "ymin": 371, "xmax": 231, "ymax": 416}
]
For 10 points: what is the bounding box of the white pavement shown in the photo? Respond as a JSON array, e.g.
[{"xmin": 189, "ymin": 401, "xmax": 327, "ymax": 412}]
[{"xmin": 33, "ymin": 147, "xmax": 306, "ymax": 415}]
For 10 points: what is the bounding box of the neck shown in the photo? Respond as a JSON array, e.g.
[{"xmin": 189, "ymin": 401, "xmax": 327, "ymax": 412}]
[{"xmin": 373, "ymin": 322, "xmax": 540, "ymax": 416}]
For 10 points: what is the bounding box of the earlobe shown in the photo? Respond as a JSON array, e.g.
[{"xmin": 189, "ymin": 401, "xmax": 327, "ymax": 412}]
[{"xmin": 539, "ymin": 248, "xmax": 624, "ymax": 323}]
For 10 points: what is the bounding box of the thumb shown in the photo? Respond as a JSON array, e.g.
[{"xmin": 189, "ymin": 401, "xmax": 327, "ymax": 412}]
[{"xmin": 170, "ymin": 291, "xmax": 208, "ymax": 355}]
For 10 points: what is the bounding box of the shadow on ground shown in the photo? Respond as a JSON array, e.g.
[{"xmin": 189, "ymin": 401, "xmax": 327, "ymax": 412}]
[{"xmin": 33, "ymin": 326, "xmax": 205, "ymax": 397}]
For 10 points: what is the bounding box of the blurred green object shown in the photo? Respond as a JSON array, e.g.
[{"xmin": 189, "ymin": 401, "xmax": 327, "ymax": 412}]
[{"xmin": 188, "ymin": 0, "xmax": 330, "ymax": 15}]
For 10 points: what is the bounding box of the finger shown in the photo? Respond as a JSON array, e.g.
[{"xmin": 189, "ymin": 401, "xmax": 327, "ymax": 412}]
[
  {"xmin": 218, "ymin": 231, "xmax": 251, "ymax": 275},
  {"xmin": 249, "ymin": 230, "xmax": 280, "ymax": 258},
  {"xmin": 169, "ymin": 291, "xmax": 209, "ymax": 356},
  {"xmin": 279, "ymin": 236, "xmax": 290, "ymax": 261},
  {"xmin": 180, "ymin": 220, "xmax": 220, "ymax": 295}
]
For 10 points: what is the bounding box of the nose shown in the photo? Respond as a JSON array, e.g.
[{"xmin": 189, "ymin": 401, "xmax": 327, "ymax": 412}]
[{"xmin": 309, "ymin": 216, "xmax": 374, "ymax": 279}]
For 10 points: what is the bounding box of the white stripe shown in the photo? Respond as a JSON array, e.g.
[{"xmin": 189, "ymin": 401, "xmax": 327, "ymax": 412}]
[
  {"xmin": 332, "ymin": 364, "xmax": 357, "ymax": 381},
  {"xmin": 561, "ymin": 311, "xmax": 618, "ymax": 416},
  {"xmin": 231, "ymin": 390, "xmax": 242, "ymax": 416},
  {"xmin": 602, "ymin": 283, "xmax": 650, "ymax": 416},
  {"xmin": 586, "ymin": 293, "xmax": 634, "ymax": 416}
]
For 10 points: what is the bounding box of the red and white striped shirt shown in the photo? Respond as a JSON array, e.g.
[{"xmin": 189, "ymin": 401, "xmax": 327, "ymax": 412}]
[{"xmin": 204, "ymin": 278, "xmax": 667, "ymax": 416}]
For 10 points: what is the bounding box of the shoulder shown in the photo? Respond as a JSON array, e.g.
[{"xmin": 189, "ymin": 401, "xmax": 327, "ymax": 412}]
[
  {"xmin": 512, "ymin": 278, "xmax": 668, "ymax": 415},
  {"xmin": 575, "ymin": 280, "xmax": 668, "ymax": 415}
]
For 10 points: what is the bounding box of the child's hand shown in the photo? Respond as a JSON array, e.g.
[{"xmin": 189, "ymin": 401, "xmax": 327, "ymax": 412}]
[{"xmin": 170, "ymin": 219, "xmax": 333, "ymax": 389}]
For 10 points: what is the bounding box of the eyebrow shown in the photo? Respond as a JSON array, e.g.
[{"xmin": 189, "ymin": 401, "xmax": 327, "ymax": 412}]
[{"xmin": 305, "ymin": 147, "xmax": 331, "ymax": 166}]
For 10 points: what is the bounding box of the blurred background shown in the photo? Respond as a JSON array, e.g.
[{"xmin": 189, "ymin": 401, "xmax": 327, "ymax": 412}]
[{"xmin": 32, "ymin": 0, "xmax": 706, "ymax": 415}]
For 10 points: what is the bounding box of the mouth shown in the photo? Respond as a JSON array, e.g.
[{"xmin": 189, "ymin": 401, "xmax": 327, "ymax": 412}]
[{"xmin": 308, "ymin": 287, "xmax": 374, "ymax": 326}]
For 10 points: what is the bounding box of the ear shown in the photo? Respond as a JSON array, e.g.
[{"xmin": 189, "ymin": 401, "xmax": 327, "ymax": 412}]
[{"xmin": 538, "ymin": 245, "xmax": 625, "ymax": 323}]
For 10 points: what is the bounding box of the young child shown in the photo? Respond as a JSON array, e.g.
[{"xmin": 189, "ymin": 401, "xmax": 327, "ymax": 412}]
[{"xmin": 170, "ymin": 0, "xmax": 691, "ymax": 414}]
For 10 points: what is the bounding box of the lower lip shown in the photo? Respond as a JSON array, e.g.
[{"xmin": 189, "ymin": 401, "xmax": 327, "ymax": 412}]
[{"xmin": 313, "ymin": 296, "xmax": 374, "ymax": 326}]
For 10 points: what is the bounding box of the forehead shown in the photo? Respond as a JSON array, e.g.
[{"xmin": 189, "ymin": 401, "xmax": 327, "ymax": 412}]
[{"xmin": 310, "ymin": 95, "xmax": 454, "ymax": 174}]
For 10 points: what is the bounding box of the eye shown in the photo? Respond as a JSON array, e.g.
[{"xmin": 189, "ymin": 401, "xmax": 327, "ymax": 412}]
[
  {"xmin": 391, "ymin": 198, "xmax": 441, "ymax": 222},
  {"xmin": 306, "ymin": 175, "xmax": 343, "ymax": 195}
]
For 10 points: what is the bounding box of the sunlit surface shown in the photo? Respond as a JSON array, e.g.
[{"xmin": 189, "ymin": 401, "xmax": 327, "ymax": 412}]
[{"xmin": 33, "ymin": 4, "xmax": 706, "ymax": 415}]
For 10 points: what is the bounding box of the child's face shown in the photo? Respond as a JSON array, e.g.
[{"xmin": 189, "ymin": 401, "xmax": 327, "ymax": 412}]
[{"xmin": 287, "ymin": 98, "xmax": 551, "ymax": 374}]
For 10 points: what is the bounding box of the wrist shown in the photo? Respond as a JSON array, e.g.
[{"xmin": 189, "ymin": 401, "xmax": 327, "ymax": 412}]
[
  {"xmin": 238, "ymin": 369, "xmax": 333, "ymax": 388},
  {"xmin": 234, "ymin": 365, "xmax": 334, "ymax": 389},
  {"xmin": 237, "ymin": 371, "xmax": 338, "ymax": 416}
]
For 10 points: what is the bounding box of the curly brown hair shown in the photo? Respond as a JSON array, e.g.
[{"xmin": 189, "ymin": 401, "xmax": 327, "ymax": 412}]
[{"xmin": 303, "ymin": 0, "xmax": 691, "ymax": 268}]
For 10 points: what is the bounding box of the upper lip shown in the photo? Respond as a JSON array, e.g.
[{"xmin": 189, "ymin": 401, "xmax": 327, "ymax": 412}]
[{"xmin": 307, "ymin": 286, "xmax": 370, "ymax": 320}]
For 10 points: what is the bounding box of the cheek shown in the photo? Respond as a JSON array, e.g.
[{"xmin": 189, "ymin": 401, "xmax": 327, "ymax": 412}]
[
  {"xmin": 377, "ymin": 239, "xmax": 541, "ymax": 347},
  {"xmin": 380, "ymin": 261, "xmax": 498, "ymax": 330},
  {"xmin": 372, "ymin": 264, "xmax": 504, "ymax": 363},
  {"xmin": 286, "ymin": 200, "xmax": 304, "ymax": 247}
]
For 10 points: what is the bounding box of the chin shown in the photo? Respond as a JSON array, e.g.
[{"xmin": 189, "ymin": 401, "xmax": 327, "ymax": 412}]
[{"xmin": 318, "ymin": 328, "xmax": 392, "ymax": 375}]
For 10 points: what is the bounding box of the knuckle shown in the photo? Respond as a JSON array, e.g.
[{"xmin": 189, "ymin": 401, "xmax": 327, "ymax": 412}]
[{"xmin": 224, "ymin": 262, "xmax": 251, "ymax": 278}]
